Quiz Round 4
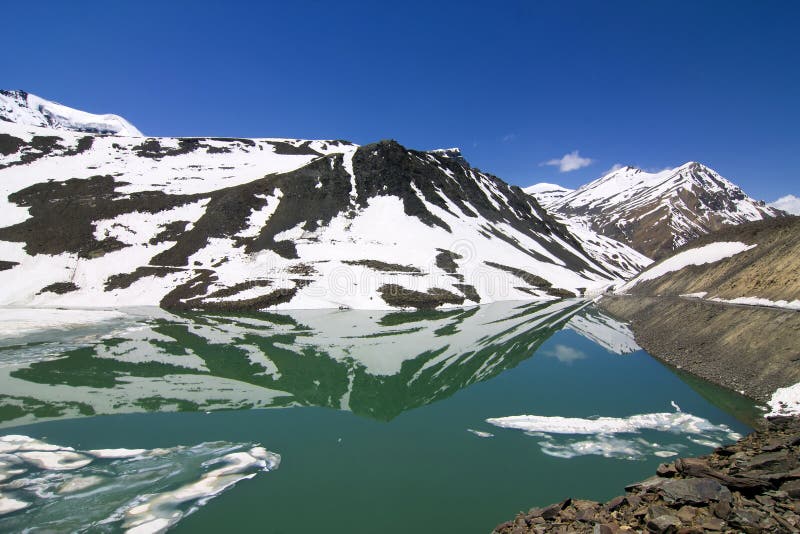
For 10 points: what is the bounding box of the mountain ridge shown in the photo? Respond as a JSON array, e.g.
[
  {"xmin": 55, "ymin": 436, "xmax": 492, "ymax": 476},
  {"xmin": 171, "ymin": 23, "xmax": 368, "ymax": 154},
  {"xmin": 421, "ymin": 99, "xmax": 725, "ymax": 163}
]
[
  {"xmin": 0, "ymin": 109, "xmax": 650, "ymax": 310},
  {"xmin": 526, "ymin": 162, "xmax": 782, "ymax": 259}
]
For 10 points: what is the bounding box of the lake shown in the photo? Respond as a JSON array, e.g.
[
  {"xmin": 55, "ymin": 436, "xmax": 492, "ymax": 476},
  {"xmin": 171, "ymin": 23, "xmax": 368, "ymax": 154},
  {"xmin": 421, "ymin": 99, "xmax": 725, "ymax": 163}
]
[{"xmin": 0, "ymin": 300, "xmax": 759, "ymax": 533}]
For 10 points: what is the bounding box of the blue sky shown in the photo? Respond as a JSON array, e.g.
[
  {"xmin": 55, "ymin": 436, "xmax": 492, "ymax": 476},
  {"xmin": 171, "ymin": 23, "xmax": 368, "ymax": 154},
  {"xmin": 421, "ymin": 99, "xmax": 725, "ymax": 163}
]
[{"xmin": 2, "ymin": 1, "xmax": 798, "ymax": 201}]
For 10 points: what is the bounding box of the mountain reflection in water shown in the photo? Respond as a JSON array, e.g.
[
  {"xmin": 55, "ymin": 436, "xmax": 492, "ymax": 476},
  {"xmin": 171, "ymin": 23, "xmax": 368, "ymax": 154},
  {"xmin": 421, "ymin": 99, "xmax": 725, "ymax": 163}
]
[{"xmin": 0, "ymin": 300, "xmax": 631, "ymax": 426}]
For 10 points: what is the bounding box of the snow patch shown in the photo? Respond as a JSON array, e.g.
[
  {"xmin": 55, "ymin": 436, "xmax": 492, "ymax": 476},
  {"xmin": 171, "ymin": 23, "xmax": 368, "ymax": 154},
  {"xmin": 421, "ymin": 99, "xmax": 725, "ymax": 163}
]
[{"xmin": 767, "ymin": 382, "xmax": 800, "ymax": 416}]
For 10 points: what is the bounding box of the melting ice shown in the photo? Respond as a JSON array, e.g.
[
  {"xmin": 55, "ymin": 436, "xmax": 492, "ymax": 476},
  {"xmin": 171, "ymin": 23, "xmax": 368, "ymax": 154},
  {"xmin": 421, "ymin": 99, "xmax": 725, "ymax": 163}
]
[
  {"xmin": 0, "ymin": 434, "xmax": 280, "ymax": 533},
  {"xmin": 486, "ymin": 404, "xmax": 740, "ymax": 460}
]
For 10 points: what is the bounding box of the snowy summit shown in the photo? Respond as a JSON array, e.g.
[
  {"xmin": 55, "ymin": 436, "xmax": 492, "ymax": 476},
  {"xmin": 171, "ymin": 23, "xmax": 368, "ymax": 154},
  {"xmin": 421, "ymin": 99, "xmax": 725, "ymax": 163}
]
[{"xmin": 0, "ymin": 90, "xmax": 142, "ymax": 137}]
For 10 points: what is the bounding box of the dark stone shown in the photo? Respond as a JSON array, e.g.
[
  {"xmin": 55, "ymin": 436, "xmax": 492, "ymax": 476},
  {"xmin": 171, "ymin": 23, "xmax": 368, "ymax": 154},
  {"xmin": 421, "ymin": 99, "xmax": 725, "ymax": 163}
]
[
  {"xmin": 342, "ymin": 259, "xmax": 422, "ymax": 274},
  {"xmin": 538, "ymin": 503, "xmax": 562, "ymax": 520},
  {"xmin": 659, "ymin": 478, "xmax": 732, "ymax": 505},
  {"xmin": 646, "ymin": 514, "xmax": 681, "ymax": 533},
  {"xmin": 699, "ymin": 517, "xmax": 724, "ymax": 531},
  {"xmin": 37, "ymin": 282, "xmax": 78, "ymax": 295},
  {"xmin": 657, "ymin": 462, "xmax": 678, "ymax": 478},
  {"xmin": 780, "ymin": 479, "xmax": 800, "ymax": 498},
  {"xmin": 746, "ymin": 450, "xmax": 796, "ymax": 472},
  {"xmin": 434, "ymin": 249, "xmax": 461, "ymax": 273},
  {"xmin": 576, "ymin": 507, "xmax": 596, "ymax": 522},
  {"xmin": 378, "ymin": 284, "xmax": 464, "ymax": 310},
  {"xmin": 605, "ymin": 495, "xmax": 625, "ymax": 511},
  {"xmin": 593, "ymin": 524, "xmax": 617, "ymax": 534},
  {"xmin": 452, "ymin": 283, "xmax": 481, "ymax": 302},
  {"xmin": 711, "ymin": 499, "xmax": 731, "ymax": 519}
]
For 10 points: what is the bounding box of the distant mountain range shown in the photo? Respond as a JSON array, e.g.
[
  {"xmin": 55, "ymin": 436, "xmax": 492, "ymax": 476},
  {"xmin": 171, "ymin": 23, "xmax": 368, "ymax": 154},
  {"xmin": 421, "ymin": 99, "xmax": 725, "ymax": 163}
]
[
  {"xmin": 526, "ymin": 163, "xmax": 783, "ymax": 259},
  {"xmin": 0, "ymin": 91, "xmax": 651, "ymax": 310}
]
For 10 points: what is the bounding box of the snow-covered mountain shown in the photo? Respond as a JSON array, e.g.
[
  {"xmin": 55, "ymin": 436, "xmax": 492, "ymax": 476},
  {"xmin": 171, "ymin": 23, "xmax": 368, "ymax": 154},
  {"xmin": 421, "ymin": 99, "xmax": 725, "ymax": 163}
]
[
  {"xmin": 0, "ymin": 105, "xmax": 651, "ymax": 311},
  {"xmin": 0, "ymin": 90, "xmax": 142, "ymax": 136},
  {"xmin": 529, "ymin": 163, "xmax": 782, "ymax": 259},
  {"xmin": 522, "ymin": 182, "xmax": 573, "ymax": 207}
]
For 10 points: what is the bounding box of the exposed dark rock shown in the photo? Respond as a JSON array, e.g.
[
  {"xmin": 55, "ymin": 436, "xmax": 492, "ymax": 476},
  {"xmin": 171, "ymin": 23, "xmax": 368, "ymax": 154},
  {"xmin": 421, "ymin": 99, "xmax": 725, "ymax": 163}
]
[
  {"xmin": 342, "ymin": 259, "xmax": 422, "ymax": 273},
  {"xmin": 453, "ymin": 283, "xmax": 480, "ymax": 302},
  {"xmin": 269, "ymin": 140, "xmax": 321, "ymax": 156},
  {"xmin": 148, "ymin": 221, "xmax": 189, "ymax": 245},
  {"xmin": 0, "ymin": 175, "xmax": 201, "ymax": 258},
  {"xmin": 378, "ymin": 284, "xmax": 464, "ymax": 310},
  {"xmin": 37, "ymin": 282, "xmax": 78, "ymax": 294},
  {"xmin": 435, "ymin": 249, "xmax": 461, "ymax": 274},
  {"xmin": 0, "ymin": 260, "xmax": 19, "ymax": 271},
  {"xmin": 659, "ymin": 478, "xmax": 731, "ymax": 505},
  {"xmin": 105, "ymin": 266, "xmax": 184, "ymax": 291},
  {"xmin": 0, "ymin": 133, "xmax": 26, "ymax": 155}
]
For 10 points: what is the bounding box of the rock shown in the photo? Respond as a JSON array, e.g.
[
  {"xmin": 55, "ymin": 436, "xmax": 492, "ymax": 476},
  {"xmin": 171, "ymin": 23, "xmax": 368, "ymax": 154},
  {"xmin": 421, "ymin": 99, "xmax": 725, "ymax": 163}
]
[
  {"xmin": 646, "ymin": 514, "xmax": 681, "ymax": 533},
  {"xmin": 625, "ymin": 494, "xmax": 641, "ymax": 509},
  {"xmin": 593, "ymin": 524, "xmax": 617, "ymax": 534},
  {"xmin": 539, "ymin": 503, "xmax": 562, "ymax": 519},
  {"xmin": 576, "ymin": 507, "xmax": 596, "ymax": 522},
  {"xmin": 657, "ymin": 463, "xmax": 677, "ymax": 478},
  {"xmin": 780, "ymin": 479, "xmax": 800, "ymax": 498},
  {"xmin": 646, "ymin": 504, "xmax": 674, "ymax": 520},
  {"xmin": 699, "ymin": 517, "xmax": 725, "ymax": 531},
  {"xmin": 659, "ymin": 478, "xmax": 731, "ymax": 505},
  {"xmin": 711, "ymin": 499, "xmax": 731, "ymax": 519},
  {"xmin": 746, "ymin": 450, "xmax": 797, "ymax": 472},
  {"xmin": 727, "ymin": 508, "xmax": 765, "ymax": 533},
  {"xmin": 676, "ymin": 505, "xmax": 697, "ymax": 522},
  {"xmin": 605, "ymin": 495, "xmax": 625, "ymax": 512},
  {"xmin": 558, "ymin": 506, "xmax": 576, "ymax": 522},
  {"xmin": 626, "ymin": 476, "xmax": 665, "ymax": 492}
]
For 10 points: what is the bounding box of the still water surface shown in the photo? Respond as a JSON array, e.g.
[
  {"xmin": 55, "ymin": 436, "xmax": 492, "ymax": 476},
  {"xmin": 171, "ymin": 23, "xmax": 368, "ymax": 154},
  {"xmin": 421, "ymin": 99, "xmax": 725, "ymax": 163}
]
[{"xmin": 0, "ymin": 300, "xmax": 758, "ymax": 532}]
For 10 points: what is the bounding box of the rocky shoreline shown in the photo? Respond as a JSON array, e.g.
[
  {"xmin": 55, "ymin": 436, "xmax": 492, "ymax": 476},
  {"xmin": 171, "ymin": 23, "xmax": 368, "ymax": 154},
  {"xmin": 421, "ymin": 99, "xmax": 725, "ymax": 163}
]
[
  {"xmin": 493, "ymin": 416, "xmax": 800, "ymax": 533},
  {"xmin": 598, "ymin": 295, "xmax": 800, "ymax": 404}
]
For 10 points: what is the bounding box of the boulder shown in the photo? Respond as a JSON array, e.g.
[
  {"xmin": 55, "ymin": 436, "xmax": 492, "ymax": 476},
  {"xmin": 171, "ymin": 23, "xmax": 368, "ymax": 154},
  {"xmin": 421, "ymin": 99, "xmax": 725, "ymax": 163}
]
[{"xmin": 659, "ymin": 478, "xmax": 731, "ymax": 505}]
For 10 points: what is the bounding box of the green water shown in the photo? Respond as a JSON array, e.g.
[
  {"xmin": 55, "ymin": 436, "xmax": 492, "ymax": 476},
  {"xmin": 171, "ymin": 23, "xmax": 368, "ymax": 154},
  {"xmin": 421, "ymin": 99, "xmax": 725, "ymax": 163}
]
[{"xmin": 0, "ymin": 300, "xmax": 758, "ymax": 533}]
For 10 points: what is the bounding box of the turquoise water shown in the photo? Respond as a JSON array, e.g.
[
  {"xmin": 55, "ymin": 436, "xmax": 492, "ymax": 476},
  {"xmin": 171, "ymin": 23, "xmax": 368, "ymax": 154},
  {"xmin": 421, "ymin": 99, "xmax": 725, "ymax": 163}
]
[{"xmin": 0, "ymin": 301, "xmax": 757, "ymax": 532}]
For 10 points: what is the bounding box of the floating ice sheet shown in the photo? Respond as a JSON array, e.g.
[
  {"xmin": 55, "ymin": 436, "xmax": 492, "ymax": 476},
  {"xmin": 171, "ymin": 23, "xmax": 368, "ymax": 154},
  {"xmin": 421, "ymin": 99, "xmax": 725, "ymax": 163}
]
[
  {"xmin": 0, "ymin": 434, "xmax": 280, "ymax": 533},
  {"xmin": 486, "ymin": 404, "xmax": 740, "ymax": 460}
]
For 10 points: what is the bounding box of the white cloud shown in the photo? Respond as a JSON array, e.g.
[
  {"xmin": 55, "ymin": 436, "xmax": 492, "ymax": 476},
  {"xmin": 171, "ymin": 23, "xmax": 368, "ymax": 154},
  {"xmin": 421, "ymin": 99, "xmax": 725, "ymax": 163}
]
[
  {"xmin": 541, "ymin": 150, "xmax": 593, "ymax": 172},
  {"xmin": 501, "ymin": 133, "xmax": 517, "ymax": 142},
  {"xmin": 543, "ymin": 344, "xmax": 586, "ymax": 364},
  {"xmin": 769, "ymin": 194, "xmax": 800, "ymax": 215}
]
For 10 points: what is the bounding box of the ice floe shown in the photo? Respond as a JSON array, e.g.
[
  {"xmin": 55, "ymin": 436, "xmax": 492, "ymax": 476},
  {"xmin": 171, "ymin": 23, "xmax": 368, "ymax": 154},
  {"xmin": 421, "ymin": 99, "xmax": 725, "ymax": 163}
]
[
  {"xmin": 486, "ymin": 404, "xmax": 740, "ymax": 460},
  {"xmin": 0, "ymin": 434, "xmax": 279, "ymax": 533}
]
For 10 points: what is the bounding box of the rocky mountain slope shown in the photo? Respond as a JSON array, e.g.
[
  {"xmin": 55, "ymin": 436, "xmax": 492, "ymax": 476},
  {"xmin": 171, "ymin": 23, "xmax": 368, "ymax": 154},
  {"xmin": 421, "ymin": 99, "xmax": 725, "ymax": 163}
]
[
  {"xmin": 601, "ymin": 217, "xmax": 800, "ymax": 405},
  {"xmin": 620, "ymin": 216, "xmax": 800, "ymax": 308},
  {"xmin": 0, "ymin": 90, "xmax": 142, "ymax": 136},
  {"xmin": 528, "ymin": 163, "xmax": 782, "ymax": 259},
  {"xmin": 0, "ymin": 97, "xmax": 650, "ymax": 311}
]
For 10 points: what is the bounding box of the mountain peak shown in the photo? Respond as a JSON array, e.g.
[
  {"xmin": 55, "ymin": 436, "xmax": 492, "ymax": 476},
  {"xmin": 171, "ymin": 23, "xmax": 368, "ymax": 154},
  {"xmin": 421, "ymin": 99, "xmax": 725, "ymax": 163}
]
[
  {"xmin": 548, "ymin": 161, "xmax": 782, "ymax": 259},
  {"xmin": 0, "ymin": 89, "xmax": 142, "ymax": 136}
]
